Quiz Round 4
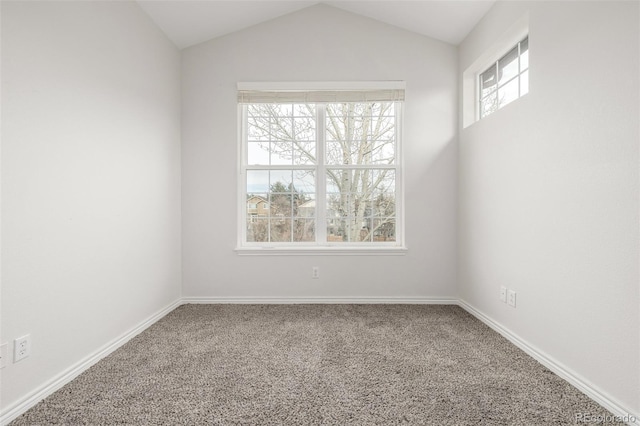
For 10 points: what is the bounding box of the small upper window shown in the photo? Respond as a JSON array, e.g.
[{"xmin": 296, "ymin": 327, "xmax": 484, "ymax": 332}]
[{"xmin": 479, "ymin": 36, "xmax": 529, "ymax": 119}]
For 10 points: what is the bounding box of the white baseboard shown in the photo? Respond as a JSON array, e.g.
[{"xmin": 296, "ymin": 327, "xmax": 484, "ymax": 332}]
[
  {"xmin": 181, "ymin": 296, "xmax": 458, "ymax": 305},
  {"xmin": 457, "ymin": 300, "xmax": 639, "ymax": 426},
  {"xmin": 0, "ymin": 298, "xmax": 182, "ymax": 426}
]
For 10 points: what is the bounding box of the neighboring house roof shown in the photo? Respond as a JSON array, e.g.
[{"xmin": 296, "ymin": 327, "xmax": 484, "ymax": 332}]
[
  {"xmin": 247, "ymin": 195, "xmax": 267, "ymax": 204},
  {"xmin": 298, "ymin": 200, "xmax": 315, "ymax": 209}
]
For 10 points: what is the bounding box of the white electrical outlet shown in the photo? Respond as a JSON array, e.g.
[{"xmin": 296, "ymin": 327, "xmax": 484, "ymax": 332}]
[
  {"xmin": 507, "ymin": 290, "xmax": 517, "ymax": 308},
  {"xmin": 14, "ymin": 335, "xmax": 31, "ymax": 363},
  {"xmin": 0, "ymin": 343, "xmax": 8, "ymax": 369},
  {"xmin": 499, "ymin": 286, "xmax": 507, "ymax": 303},
  {"xmin": 312, "ymin": 266, "xmax": 320, "ymax": 279}
]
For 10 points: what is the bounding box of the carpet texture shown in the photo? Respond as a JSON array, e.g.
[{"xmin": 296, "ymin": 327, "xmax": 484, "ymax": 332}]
[{"xmin": 11, "ymin": 304, "xmax": 612, "ymax": 425}]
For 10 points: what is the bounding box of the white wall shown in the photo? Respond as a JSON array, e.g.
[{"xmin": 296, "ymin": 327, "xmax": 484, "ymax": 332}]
[
  {"xmin": 1, "ymin": 0, "xmax": 181, "ymax": 413},
  {"xmin": 181, "ymin": 4, "xmax": 458, "ymax": 300},
  {"xmin": 458, "ymin": 0, "xmax": 639, "ymax": 415},
  {"xmin": 6, "ymin": 0, "xmax": 634, "ymax": 420}
]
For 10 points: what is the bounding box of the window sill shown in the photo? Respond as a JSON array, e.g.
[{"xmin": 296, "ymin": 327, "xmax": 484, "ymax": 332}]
[{"xmin": 235, "ymin": 246, "xmax": 408, "ymax": 256}]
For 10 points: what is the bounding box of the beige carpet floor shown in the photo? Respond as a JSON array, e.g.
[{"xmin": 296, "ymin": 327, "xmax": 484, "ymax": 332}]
[{"xmin": 11, "ymin": 304, "xmax": 612, "ymax": 425}]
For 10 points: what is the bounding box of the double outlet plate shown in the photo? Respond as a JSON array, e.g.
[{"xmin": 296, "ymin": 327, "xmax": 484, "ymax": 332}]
[{"xmin": 500, "ymin": 286, "xmax": 517, "ymax": 307}]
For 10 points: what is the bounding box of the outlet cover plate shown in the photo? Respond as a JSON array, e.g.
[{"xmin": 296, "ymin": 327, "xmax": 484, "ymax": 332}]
[
  {"xmin": 507, "ymin": 290, "xmax": 517, "ymax": 307},
  {"xmin": 14, "ymin": 335, "xmax": 31, "ymax": 362}
]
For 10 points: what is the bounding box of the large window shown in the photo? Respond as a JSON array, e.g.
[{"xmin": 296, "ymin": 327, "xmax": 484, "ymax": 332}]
[
  {"xmin": 479, "ymin": 36, "xmax": 529, "ymax": 119},
  {"xmin": 238, "ymin": 84, "xmax": 404, "ymax": 250}
]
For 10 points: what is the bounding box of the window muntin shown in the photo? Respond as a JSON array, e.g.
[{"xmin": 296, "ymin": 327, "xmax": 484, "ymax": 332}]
[
  {"xmin": 241, "ymin": 99, "xmax": 401, "ymax": 246},
  {"xmin": 479, "ymin": 36, "xmax": 529, "ymax": 119}
]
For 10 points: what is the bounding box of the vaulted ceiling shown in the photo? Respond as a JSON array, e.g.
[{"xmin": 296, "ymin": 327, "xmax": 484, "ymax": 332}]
[{"xmin": 136, "ymin": 1, "xmax": 496, "ymax": 49}]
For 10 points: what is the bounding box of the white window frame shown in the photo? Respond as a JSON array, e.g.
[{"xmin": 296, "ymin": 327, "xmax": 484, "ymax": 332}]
[
  {"xmin": 478, "ymin": 36, "xmax": 529, "ymax": 120},
  {"xmin": 462, "ymin": 13, "xmax": 529, "ymax": 128},
  {"xmin": 236, "ymin": 82, "xmax": 407, "ymax": 256}
]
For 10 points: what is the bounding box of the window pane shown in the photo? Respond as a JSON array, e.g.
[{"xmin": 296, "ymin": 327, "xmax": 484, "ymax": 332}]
[
  {"xmin": 292, "ymin": 170, "xmax": 315, "ymax": 194},
  {"xmin": 247, "ymin": 170, "xmax": 269, "ymax": 193},
  {"xmin": 294, "ymin": 219, "xmax": 315, "ymax": 242},
  {"xmin": 324, "ymin": 169, "xmax": 395, "ymax": 243},
  {"xmin": 326, "ymin": 103, "xmax": 357, "ymax": 144},
  {"xmin": 480, "ymin": 91, "xmax": 498, "ymax": 118},
  {"xmin": 247, "ymin": 194, "xmax": 267, "ymax": 214},
  {"xmin": 247, "ymin": 218, "xmax": 268, "ymax": 242},
  {"xmin": 326, "ymin": 191, "xmax": 354, "ymax": 242},
  {"xmin": 354, "ymin": 218, "xmax": 373, "ymax": 242},
  {"xmin": 270, "ymin": 110, "xmax": 293, "ymax": 144},
  {"xmin": 374, "ymin": 197, "xmax": 395, "ymax": 217},
  {"xmin": 250, "ymin": 105, "xmax": 294, "ymax": 142},
  {"xmin": 498, "ymin": 46, "xmax": 519, "ymax": 86},
  {"xmin": 326, "ymin": 102, "xmax": 396, "ymax": 166},
  {"xmin": 247, "ymin": 106, "xmax": 271, "ymax": 141},
  {"xmin": 293, "ymin": 117, "xmax": 315, "ymax": 141},
  {"xmin": 326, "ymin": 193, "xmax": 342, "ymax": 241},
  {"xmin": 270, "ymin": 218, "xmax": 291, "ymax": 242},
  {"xmin": 371, "ymin": 117, "xmax": 395, "ymax": 141},
  {"xmin": 373, "ymin": 218, "xmax": 395, "ymax": 242},
  {"xmin": 248, "ymin": 103, "xmax": 317, "ymax": 167},
  {"xmin": 360, "ymin": 217, "xmax": 374, "ymax": 242},
  {"xmin": 249, "ymin": 139, "xmax": 314, "ymax": 166},
  {"xmin": 480, "ymin": 66, "xmax": 497, "ymax": 98},
  {"xmin": 326, "ymin": 173, "xmax": 341, "ymax": 193},
  {"xmin": 292, "ymin": 103, "xmax": 315, "ymax": 143},
  {"xmin": 369, "ymin": 112, "xmax": 395, "ymax": 165},
  {"xmin": 270, "ymin": 142, "xmax": 292, "ymax": 165},
  {"xmin": 247, "ymin": 142, "xmax": 270, "ymax": 165},
  {"xmin": 326, "ymin": 138, "xmax": 363, "ymax": 165},
  {"xmin": 296, "ymin": 196, "xmax": 315, "ymax": 218},
  {"xmin": 326, "ymin": 189, "xmax": 348, "ymax": 217},
  {"xmin": 247, "ymin": 120, "xmax": 270, "ymax": 141},
  {"xmin": 373, "ymin": 193, "xmax": 395, "ymax": 217},
  {"xmin": 346, "ymin": 116, "xmax": 368, "ymax": 142},
  {"xmin": 498, "ymin": 78, "xmax": 519, "ymax": 109},
  {"xmin": 520, "ymin": 70, "xmax": 529, "ymax": 96},
  {"xmin": 269, "ymin": 170, "xmax": 292, "ymax": 190},
  {"xmin": 326, "ymin": 141, "xmax": 351, "ymax": 165},
  {"xmin": 372, "ymin": 169, "xmax": 395, "ymax": 193},
  {"xmin": 269, "ymin": 194, "xmax": 292, "ymax": 216},
  {"xmin": 520, "ymin": 37, "xmax": 529, "ymax": 71},
  {"xmin": 326, "ymin": 169, "xmax": 359, "ymax": 197},
  {"xmin": 372, "ymin": 170, "xmax": 395, "ymax": 217},
  {"xmin": 326, "ymin": 111, "xmax": 345, "ymax": 142},
  {"xmin": 327, "ymin": 231, "xmax": 344, "ymax": 242},
  {"xmin": 328, "ymin": 217, "xmax": 350, "ymax": 242},
  {"xmin": 293, "ymin": 141, "xmax": 316, "ymax": 165},
  {"xmin": 370, "ymin": 140, "xmax": 395, "ymax": 165}
]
